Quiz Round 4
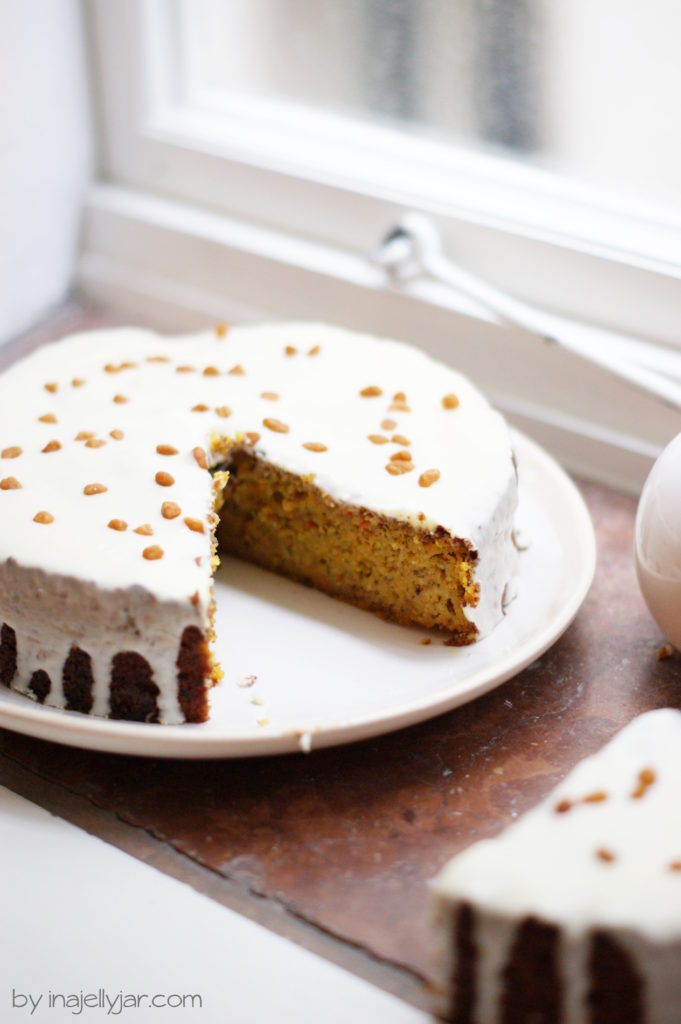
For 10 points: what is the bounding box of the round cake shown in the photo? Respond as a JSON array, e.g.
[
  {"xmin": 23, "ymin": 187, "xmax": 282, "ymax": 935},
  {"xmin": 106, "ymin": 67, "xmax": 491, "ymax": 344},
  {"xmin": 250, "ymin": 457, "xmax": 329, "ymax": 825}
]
[{"xmin": 0, "ymin": 322, "xmax": 518, "ymax": 723}]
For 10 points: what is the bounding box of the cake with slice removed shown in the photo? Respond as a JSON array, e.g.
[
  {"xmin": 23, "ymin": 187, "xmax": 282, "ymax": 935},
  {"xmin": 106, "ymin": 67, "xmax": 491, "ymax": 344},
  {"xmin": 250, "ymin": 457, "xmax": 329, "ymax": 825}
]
[
  {"xmin": 0, "ymin": 322, "xmax": 517, "ymax": 723},
  {"xmin": 431, "ymin": 709, "xmax": 681, "ymax": 1023}
]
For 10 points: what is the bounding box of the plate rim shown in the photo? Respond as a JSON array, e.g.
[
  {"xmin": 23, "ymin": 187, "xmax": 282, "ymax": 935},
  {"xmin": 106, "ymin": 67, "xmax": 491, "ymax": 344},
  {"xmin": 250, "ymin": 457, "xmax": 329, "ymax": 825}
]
[{"xmin": 0, "ymin": 430, "xmax": 596, "ymax": 758}]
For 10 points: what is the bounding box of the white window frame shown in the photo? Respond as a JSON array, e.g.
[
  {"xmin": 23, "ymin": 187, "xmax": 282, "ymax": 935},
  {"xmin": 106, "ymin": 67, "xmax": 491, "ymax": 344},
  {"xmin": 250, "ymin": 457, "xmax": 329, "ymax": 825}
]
[{"xmin": 79, "ymin": 0, "xmax": 681, "ymax": 493}]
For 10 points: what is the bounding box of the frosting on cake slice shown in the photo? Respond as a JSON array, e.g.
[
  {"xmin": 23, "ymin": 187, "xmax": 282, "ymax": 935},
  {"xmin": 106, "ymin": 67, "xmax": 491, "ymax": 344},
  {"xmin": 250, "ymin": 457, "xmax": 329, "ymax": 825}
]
[
  {"xmin": 431, "ymin": 708, "xmax": 681, "ymax": 1023},
  {"xmin": 0, "ymin": 322, "xmax": 517, "ymax": 723}
]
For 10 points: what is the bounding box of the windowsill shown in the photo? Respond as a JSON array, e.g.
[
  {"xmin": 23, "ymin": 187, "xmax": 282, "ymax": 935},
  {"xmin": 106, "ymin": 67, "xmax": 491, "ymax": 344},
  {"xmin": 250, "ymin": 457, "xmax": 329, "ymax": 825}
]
[{"xmin": 76, "ymin": 181, "xmax": 679, "ymax": 494}]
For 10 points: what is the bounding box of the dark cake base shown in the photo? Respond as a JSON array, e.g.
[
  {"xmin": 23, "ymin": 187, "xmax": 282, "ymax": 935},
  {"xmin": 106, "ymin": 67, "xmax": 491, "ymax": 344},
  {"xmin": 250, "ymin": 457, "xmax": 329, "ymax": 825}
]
[
  {"xmin": 0, "ymin": 622, "xmax": 210, "ymax": 724},
  {"xmin": 447, "ymin": 903, "xmax": 644, "ymax": 1023}
]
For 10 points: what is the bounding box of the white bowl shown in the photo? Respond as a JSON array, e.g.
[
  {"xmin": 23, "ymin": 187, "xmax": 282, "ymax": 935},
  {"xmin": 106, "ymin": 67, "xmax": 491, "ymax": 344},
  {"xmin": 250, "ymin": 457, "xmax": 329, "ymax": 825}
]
[{"xmin": 636, "ymin": 432, "xmax": 681, "ymax": 648}]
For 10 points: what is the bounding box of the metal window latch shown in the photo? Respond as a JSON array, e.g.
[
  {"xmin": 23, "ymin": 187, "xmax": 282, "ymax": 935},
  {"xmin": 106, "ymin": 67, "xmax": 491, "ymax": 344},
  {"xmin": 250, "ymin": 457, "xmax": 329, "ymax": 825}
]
[{"xmin": 372, "ymin": 212, "xmax": 681, "ymax": 413}]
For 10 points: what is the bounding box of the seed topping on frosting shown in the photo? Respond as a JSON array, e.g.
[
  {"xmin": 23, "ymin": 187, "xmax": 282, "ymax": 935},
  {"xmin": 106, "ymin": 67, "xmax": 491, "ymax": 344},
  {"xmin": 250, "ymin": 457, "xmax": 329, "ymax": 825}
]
[
  {"xmin": 192, "ymin": 447, "xmax": 208, "ymax": 470},
  {"xmin": 192, "ymin": 403, "xmax": 209, "ymax": 412},
  {"xmin": 584, "ymin": 790, "xmax": 608, "ymax": 804},
  {"xmin": 392, "ymin": 434, "xmax": 411, "ymax": 446},
  {"xmin": 113, "ymin": 394, "xmax": 128, "ymax": 404},
  {"xmin": 72, "ymin": 378, "xmax": 86, "ymax": 388},
  {"xmin": 303, "ymin": 442, "xmax": 327, "ymax": 452},
  {"xmin": 185, "ymin": 517, "xmax": 205, "ymax": 533},
  {"xmin": 110, "ymin": 429, "xmax": 124, "ymax": 440},
  {"xmin": 45, "ymin": 382, "xmax": 58, "ymax": 393},
  {"xmin": 263, "ymin": 418, "xmax": 289, "ymax": 434},
  {"xmin": 284, "ymin": 345, "xmax": 297, "ymax": 356},
  {"xmin": 85, "ymin": 439, "xmax": 106, "ymax": 448},
  {"xmin": 84, "ymin": 483, "xmax": 108, "ymax": 495},
  {"xmin": 105, "ymin": 362, "xmax": 137, "ymax": 374},
  {"xmin": 228, "ymin": 364, "xmax": 245, "ymax": 375},
  {"xmin": 360, "ymin": 386, "xmax": 382, "ymax": 397},
  {"xmin": 261, "ymin": 391, "xmax": 279, "ymax": 401},
  {"xmin": 390, "ymin": 450, "xmax": 412, "ymax": 462},
  {"xmin": 670, "ymin": 861, "xmax": 681, "ymax": 872},
  {"xmin": 632, "ymin": 767, "xmax": 656, "ymax": 799},
  {"xmin": 157, "ymin": 444, "xmax": 179, "ymax": 456},
  {"xmin": 0, "ymin": 477, "xmax": 21, "ymax": 490},
  {"xmin": 134, "ymin": 524, "xmax": 153, "ymax": 536},
  {"xmin": 389, "ymin": 400, "xmax": 411, "ymax": 413},
  {"xmin": 203, "ymin": 366, "xmax": 220, "ymax": 376},
  {"xmin": 215, "ymin": 405, "xmax": 231, "ymax": 418},
  {"xmin": 246, "ymin": 432, "xmax": 260, "ymax": 444},
  {"xmin": 442, "ymin": 393, "xmax": 460, "ymax": 410},
  {"xmin": 162, "ymin": 501, "xmax": 181, "ymax": 519},
  {"xmin": 419, "ymin": 469, "xmax": 441, "ymax": 488},
  {"xmin": 39, "ymin": 413, "xmax": 57, "ymax": 423},
  {"xmin": 554, "ymin": 799, "xmax": 573, "ymax": 814},
  {"xmin": 596, "ymin": 848, "xmax": 616, "ymax": 864},
  {"xmin": 308, "ymin": 345, "xmax": 320, "ymax": 356},
  {"xmin": 1, "ymin": 447, "xmax": 22, "ymax": 459},
  {"xmin": 42, "ymin": 440, "xmax": 61, "ymax": 453},
  {"xmin": 386, "ymin": 461, "xmax": 413, "ymax": 475},
  {"xmin": 143, "ymin": 545, "xmax": 164, "ymax": 561},
  {"xmin": 368, "ymin": 434, "xmax": 389, "ymax": 445},
  {"xmin": 176, "ymin": 365, "xmax": 195, "ymax": 374},
  {"xmin": 108, "ymin": 519, "xmax": 128, "ymax": 532},
  {"xmin": 147, "ymin": 355, "xmax": 170, "ymax": 363},
  {"xmin": 381, "ymin": 419, "xmax": 397, "ymax": 430},
  {"xmin": 155, "ymin": 471, "xmax": 175, "ymax": 487},
  {"xmin": 215, "ymin": 323, "xmax": 229, "ymax": 338},
  {"xmin": 33, "ymin": 511, "xmax": 54, "ymax": 524},
  {"xmin": 75, "ymin": 431, "xmax": 95, "ymax": 441}
]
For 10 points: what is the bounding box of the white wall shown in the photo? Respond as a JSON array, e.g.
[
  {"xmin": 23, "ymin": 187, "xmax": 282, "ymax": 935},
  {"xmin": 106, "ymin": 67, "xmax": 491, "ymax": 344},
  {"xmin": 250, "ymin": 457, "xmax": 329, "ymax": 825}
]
[{"xmin": 0, "ymin": 0, "xmax": 91, "ymax": 343}]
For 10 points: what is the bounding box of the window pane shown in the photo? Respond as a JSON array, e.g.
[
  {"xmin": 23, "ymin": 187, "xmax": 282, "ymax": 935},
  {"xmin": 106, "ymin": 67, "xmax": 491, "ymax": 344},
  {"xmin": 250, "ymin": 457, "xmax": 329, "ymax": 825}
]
[{"xmin": 187, "ymin": 0, "xmax": 681, "ymax": 212}]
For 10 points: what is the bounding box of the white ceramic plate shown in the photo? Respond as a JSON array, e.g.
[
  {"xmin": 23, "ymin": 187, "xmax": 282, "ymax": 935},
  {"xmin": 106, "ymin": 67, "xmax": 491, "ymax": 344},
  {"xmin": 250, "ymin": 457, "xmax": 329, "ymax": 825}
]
[{"xmin": 0, "ymin": 431, "xmax": 595, "ymax": 758}]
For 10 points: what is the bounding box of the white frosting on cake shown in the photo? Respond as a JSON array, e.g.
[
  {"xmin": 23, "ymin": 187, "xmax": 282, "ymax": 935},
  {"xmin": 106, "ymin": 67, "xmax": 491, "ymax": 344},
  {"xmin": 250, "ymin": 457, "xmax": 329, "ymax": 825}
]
[
  {"xmin": 0, "ymin": 322, "xmax": 517, "ymax": 721},
  {"xmin": 432, "ymin": 709, "xmax": 681, "ymax": 1023}
]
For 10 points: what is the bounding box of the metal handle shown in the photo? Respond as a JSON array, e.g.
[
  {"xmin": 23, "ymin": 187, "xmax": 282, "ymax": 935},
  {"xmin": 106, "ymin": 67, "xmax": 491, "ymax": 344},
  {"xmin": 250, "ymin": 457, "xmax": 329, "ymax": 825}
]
[{"xmin": 372, "ymin": 212, "xmax": 681, "ymax": 414}]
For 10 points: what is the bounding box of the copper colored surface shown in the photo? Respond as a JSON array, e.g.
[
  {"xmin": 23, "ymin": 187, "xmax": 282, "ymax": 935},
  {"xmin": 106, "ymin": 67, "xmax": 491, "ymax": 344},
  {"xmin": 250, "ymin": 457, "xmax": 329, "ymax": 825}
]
[{"xmin": 1, "ymin": 305, "xmax": 679, "ymax": 1012}]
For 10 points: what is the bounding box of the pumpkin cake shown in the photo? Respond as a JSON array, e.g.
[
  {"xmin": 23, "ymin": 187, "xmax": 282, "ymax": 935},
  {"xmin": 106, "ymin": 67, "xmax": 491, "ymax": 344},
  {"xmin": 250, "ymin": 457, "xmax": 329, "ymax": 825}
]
[
  {"xmin": 0, "ymin": 322, "xmax": 518, "ymax": 723},
  {"xmin": 431, "ymin": 709, "xmax": 681, "ymax": 1024}
]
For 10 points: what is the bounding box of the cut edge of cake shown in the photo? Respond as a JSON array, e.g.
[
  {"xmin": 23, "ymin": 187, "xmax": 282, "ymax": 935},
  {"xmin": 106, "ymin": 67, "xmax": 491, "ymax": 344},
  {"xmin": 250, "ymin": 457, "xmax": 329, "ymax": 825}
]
[{"xmin": 211, "ymin": 440, "xmax": 482, "ymax": 642}]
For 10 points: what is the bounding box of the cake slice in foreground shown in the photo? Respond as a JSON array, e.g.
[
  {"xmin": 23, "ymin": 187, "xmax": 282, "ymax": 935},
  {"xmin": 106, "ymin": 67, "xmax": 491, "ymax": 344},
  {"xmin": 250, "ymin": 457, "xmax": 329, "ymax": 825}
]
[{"xmin": 431, "ymin": 709, "xmax": 681, "ymax": 1023}]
